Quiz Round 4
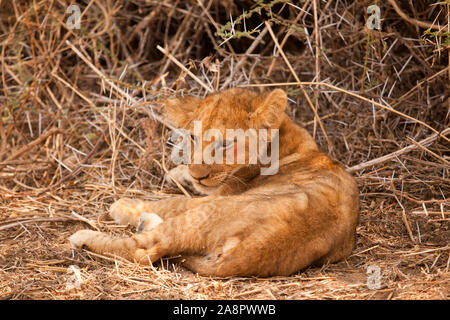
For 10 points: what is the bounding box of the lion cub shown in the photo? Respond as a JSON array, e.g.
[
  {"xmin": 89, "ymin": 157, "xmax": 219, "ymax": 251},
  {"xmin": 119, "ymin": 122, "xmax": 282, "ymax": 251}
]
[{"xmin": 70, "ymin": 88, "xmax": 359, "ymax": 277}]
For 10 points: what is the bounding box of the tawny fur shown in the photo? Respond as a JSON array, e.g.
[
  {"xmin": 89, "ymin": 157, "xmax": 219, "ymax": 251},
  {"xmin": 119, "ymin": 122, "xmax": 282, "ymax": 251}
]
[{"xmin": 69, "ymin": 88, "xmax": 359, "ymax": 277}]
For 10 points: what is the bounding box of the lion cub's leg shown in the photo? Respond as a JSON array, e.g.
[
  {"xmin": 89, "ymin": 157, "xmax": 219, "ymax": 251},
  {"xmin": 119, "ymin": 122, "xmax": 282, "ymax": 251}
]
[
  {"xmin": 69, "ymin": 229, "xmax": 163, "ymax": 263},
  {"xmin": 109, "ymin": 198, "xmax": 155, "ymax": 227},
  {"xmin": 69, "ymin": 196, "xmax": 210, "ymax": 262},
  {"xmin": 109, "ymin": 196, "xmax": 206, "ymax": 228},
  {"xmin": 69, "ymin": 201, "xmax": 218, "ymax": 265}
]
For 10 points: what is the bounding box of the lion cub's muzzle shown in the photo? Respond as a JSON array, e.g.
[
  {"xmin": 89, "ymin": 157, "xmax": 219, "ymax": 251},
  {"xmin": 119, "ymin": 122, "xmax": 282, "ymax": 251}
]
[
  {"xmin": 189, "ymin": 164, "xmax": 211, "ymax": 182},
  {"xmin": 188, "ymin": 164, "xmax": 228, "ymax": 188}
]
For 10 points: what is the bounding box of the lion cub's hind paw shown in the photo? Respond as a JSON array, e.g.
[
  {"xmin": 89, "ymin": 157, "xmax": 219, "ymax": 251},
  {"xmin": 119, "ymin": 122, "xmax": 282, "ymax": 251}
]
[{"xmin": 136, "ymin": 212, "xmax": 163, "ymax": 233}]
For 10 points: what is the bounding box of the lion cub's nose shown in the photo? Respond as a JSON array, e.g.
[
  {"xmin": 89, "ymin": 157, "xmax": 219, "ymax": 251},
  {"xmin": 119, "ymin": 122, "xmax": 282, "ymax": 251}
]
[{"xmin": 189, "ymin": 165, "xmax": 211, "ymax": 181}]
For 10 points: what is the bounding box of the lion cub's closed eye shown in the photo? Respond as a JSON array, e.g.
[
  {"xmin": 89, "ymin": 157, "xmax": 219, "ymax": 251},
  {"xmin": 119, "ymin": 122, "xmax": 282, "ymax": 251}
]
[{"xmin": 69, "ymin": 88, "xmax": 359, "ymax": 277}]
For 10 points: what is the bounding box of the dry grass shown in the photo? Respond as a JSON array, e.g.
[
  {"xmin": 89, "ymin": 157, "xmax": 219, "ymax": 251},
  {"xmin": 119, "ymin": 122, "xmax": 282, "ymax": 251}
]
[{"xmin": 0, "ymin": 0, "xmax": 449, "ymax": 300}]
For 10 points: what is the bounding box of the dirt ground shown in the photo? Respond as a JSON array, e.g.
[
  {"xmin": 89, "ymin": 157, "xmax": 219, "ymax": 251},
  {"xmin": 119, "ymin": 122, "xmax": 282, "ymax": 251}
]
[
  {"xmin": 0, "ymin": 0, "xmax": 449, "ymax": 300},
  {"xmin": 0, "ymin": 190, "xmax": 448, "ymax": 299}
]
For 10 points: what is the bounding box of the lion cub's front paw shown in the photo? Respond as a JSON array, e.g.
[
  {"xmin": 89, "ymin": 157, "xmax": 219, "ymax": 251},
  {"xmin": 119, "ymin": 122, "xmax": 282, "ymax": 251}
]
[
  {"xmin": 110, "ymin": 198, "xmax": 148, "ymax": 226},
  {"xmin": 165, "ymin": 165, "xmax": 193, "ymax": 188},
  {"xmin": 136, "ymin": 212, "xmax": 163, "ymax": 233},
  {"xmin": 69, "ymin": 230, "xmax": 101, "ymax": 249}
]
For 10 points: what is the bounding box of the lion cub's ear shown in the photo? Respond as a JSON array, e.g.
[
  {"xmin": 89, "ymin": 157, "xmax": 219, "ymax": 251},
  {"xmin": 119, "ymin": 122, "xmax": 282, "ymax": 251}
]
[
  {"xmin": 251, "ymin": 89, "xmax": 287, "ymax": 129},
  {"xmin": 164, "ymin": 96, "xmax": 201, "ymax": 128}
]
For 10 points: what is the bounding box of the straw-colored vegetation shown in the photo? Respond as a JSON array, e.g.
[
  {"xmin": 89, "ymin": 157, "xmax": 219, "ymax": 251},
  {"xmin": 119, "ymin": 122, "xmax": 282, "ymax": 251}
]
[{"xmin": 0, "ymin": 0, "xmax": 448, "ymax": 299}]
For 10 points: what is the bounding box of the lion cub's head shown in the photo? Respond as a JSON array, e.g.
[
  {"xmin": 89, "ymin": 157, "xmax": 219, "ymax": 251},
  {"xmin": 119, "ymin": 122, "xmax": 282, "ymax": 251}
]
[{"xmin": 164, "ymin": 88, "xmax": 287, "ymax": 194}]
